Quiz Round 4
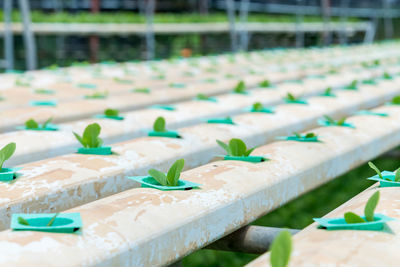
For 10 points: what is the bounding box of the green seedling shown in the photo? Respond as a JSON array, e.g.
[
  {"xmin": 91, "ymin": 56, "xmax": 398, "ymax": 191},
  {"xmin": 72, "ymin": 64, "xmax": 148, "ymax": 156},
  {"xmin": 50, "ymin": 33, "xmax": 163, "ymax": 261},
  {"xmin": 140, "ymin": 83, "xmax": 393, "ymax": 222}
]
[
  {"xmin": 345, "ymin": 80, "xmax": 358, "ymax": 90},
  {"xmin": 270, "ymin": 230, "xmax": 292, "ymax": 267},
  {"xmin": 46, "ymin": 213, "xmax": 60, "ymax": 226},
  {"xmin": 293, "ymin": 132, "xmax": 316, "ymax": 139},
  {"xmin": 25, "ymin": 118, "xmax": 53, "ymax": 130},
  {"xmin": 148, "ymin": 159, "xmax": 185, "ymax": 187},
  {"xmin": 196, "ymin": 93, "xmax": 212, "ymax": 101},
  {"xmin": 0, "ymin": 142, "xmax": 16, "ymax": 171},
  {"xmin": 391, "ymin": 96, "xmax": 400, "ymax": 105},
  {"xmin": 34, "ymin": 89, "xmax": 55, "ymax": 95},
  {"xmin": 323, "ymin": 115, "xmax": 347, "ymax": 126},
  {"xmin": 368, "ymin": 161, "xmax": 400, "ymax": 182},
  {"xmin": 233, "ymin": 81, "xmax": 246, "ymax": 94},
  {"xmin": 17, "ymin": 212, "xmax": 60, "ymax": 227},
  {"xmin": 132, "ymin": 88, "xmax": 150, "ymax": 94},
  {"xmin": 104, "ymin": 109, "xmax": 119, "ymax": 117},
  {"xmin": 113, "ymin": 77, "xmax": 133, "ymax": 84},
  {"xmin": 153, "ymin": 117, "xmax": 166, "ymax": 132},
  {"xmin": 284, "ymin": 93, "xmax": 304, "ymax": 102},
  {"xmin": 259, "ymin": 80, "xmax": 271, "ymax": 88},
  {"xmin": 323, "ymin": 87, "xmax": 333, "ymax": 96},
  {"xmin": 85, "ymin": 91, "xmax": 108, "ymax": 99},
  {"xmin": 73, "ymin": 123, "xmax": 103, "ymax": 148},
  {"xmin": 15, "ymin": 78, "xmax": 30, "ymax": 87},
  {"xmin": 252, "ymin": 102, "xmax": 264, "ymax": 111},
  {"xmin": 17, "ymin": 217, "xmax": 29, "ymax": 226},
  {"xmin": 344, "ymin": 191, "xmax": 380, "ymax": 223},
  {"xmin": 216, "ymin": 138, "xmax": 257, "ymax": 157},
  {"xmin": 383, "ymin": 72, "xmax": 393, "ymax": 79}
]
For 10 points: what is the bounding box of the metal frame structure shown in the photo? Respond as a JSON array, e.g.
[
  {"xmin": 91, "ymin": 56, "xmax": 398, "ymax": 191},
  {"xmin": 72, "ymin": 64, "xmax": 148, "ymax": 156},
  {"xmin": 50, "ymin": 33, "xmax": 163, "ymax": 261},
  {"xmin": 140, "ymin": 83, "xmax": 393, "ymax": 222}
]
[{"xmin": 1, "ymin": 0, "xmax": 37, "ymax": 70}]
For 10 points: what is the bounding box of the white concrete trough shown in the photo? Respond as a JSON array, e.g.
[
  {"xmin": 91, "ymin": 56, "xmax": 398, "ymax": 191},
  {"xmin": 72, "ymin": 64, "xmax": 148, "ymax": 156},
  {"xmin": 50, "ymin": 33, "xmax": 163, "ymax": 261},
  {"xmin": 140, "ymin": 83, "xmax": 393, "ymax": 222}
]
[{"xmin": 0, "ymin": 104, "xmax": 399, "ymax": 266}]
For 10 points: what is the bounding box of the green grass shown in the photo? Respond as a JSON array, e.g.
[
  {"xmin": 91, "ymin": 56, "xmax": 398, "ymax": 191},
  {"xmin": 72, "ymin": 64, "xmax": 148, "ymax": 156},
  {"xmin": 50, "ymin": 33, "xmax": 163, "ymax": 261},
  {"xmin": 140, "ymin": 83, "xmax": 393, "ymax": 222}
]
[
  {"xmin": 0, "ymin": 11, "xmax": 361, "ymax": 24},
  {"xmin": 183, "ymin": 156, "xmax": 398, "ymax": 266}
]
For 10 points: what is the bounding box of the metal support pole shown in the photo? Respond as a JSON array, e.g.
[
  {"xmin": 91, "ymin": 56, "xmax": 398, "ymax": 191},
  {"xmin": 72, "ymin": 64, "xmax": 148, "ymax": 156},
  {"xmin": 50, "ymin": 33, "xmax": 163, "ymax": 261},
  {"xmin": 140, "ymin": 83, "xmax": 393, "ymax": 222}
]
[
  {"xmin": 239, "ymin": 0, "xmax": 250, "ymax": 51},
  {"xmin": 205, "ymin": 226, "xmax": 299, "ymax": 254},
  {"xmin": 321, "ymin": 0, "xmax": 332, "ymax": 46},
  {"xmin": 3, "ymin": 0, "xmax": 13, "ymax": 70},
  {"xmin": 226, "ymin": 0, "xmax": 237, "ymax": 52},
  {"xmin": 339, "ymin": 0, "xmax": 349, "ymax": 45},
  {"xmin": 383, "ymin": 0, "xmax": 394, "ymax": 39},
  {"xmin": 295, "ymin": 0, "xmax": 304, "ymax": 48},
  {"xmin": 19, "ymin": 0, "xmax": 37, "ymax": 70},
  {"xmin": 145, "ymin": 0, "xmax": 156, "ymax": 60},
  {"xmin": 89, "ymin": 0, "xmax": 100, "ymax": 63}
]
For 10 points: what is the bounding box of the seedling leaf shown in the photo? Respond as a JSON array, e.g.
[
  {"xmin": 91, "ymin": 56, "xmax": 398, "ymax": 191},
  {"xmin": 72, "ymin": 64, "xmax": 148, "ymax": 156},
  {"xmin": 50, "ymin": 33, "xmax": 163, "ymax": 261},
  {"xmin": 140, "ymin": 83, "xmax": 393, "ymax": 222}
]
[
  {"xmin": 392, "ymin": 96, "xmax": 400, "ymax": 105},
  {"xmin": 47, "ymin": 213, "xmax": 60, "ymax": 226},
  {"xmin": 153, "ymin": 117, "xmax": 166, "ymax": 132},
  {"xmin": 244, "ymin": 147, "xmax": 256, "ymax": 157},
  {"xmin": 73, "ymin": 133, "xmax": 85, "ymax": 147},
  {"xmin": 0, "ymin": 142, "xmax": 16, "ymax": 170},
  {"xmin": 148, "ymin": 169, "xmax": 168, "ymax": 186},
  {"xmin": 25, "ymin": 119, "xmax": 39, "ymax": 129},
  {"xmin": 286, "ymin": 93, "xmax": 296, "ymax": 101},
  {"xmin": 252, "ymin": 102, "xmax": 263, "ymax": 111},
  {"xmin": 259, "ymin": 80, "xmax": 270, "ymax": 88},
  {"xmin": 323, "ymin": 115, "xmax": 335, "ymax": 124},
  {"xmin": 337, "ymin": 117, "xmax": 347, "ymax": 126},
  {"xmin": 395, "ymin": 169, "xmax": 400, "ymax": 182},
  {"xmin": 234, "ymin": 81, "xmax": 246, "ymax": 93},
  {"xmin": 368, "ymin": 161, "xmax": 382, "ymax": 178},
  {"xmin": 166, "ymin": 159, "xmax": 185, "ymax": 186},
  {"xmin": 229, "ymin": 139, "xmax": 247, "ymax": 156},
  {"xmin": 305, "ymin": 133, "xmax": 316, "ymax": 138},
  {"xmin": 294, "ymin": 132, "xmax": 301, "ymax": 138},
  {"xmin": 196, "ymin": 93, "xmax": 209, "ymax": 100},
  {"xmin": 18, "ymin": 217, "xmax": 29, "ymax": 226},
  {"xmin": 270, "ymin": 230, "xmax": 292, "ymax": 267},
  {"xmin": 344, "ymin": 212, "xmax": 366, "ymax": 224},
  {"xmin": 82, "ymin": 123, "xmax": 102, "ymax": 148},
  {"xmin": 364, "ymin": 191, "xmax": 380, "ymax": 222},
  {"xmin": 104, "ymin": 108, "xmax": 119, "ymax": 117},
  {"xmin": 42, "ymin": 117, "xmax": 53, "ymax": 128},
  {"xmin": 216, "ymin": 140, "xmax": 231, "ymax": 155},
  {"xmin": 324, "ymin": 87, "xmax": 332, "ymax": 95}
]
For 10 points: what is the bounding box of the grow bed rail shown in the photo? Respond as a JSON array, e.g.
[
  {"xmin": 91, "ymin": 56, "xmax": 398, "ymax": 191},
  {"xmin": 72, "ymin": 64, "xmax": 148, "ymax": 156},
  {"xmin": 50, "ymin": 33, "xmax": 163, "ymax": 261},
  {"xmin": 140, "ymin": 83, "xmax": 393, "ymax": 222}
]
[{"xmin": 0, "ymin": 104, "xmax": 399, "ymax": 265}]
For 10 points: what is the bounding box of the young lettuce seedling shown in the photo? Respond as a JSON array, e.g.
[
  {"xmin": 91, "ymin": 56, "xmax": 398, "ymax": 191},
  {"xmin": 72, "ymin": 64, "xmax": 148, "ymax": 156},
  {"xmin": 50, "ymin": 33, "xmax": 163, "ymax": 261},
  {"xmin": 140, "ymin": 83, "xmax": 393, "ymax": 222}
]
[
  {"xmin": 344, "ymin": 191, "xmax": 380, "ymax": 223},
  {"xmin": 104, "ymin": 109, "xmax": 119, "ymax": 117},
  {"xmin": 323, "ymin": 115, "xmax": 347, "ymax": 126},
  {"xmin": 132, "ymin": 88, "xmax": 150, "ymax": 94},
  {"xmin": 323, "ymin": 87, "xmax": 333, "ymax": 96},
  {"xmin": 18, "ymin": 212, "xmax": 60, "ymax": 227},
  {"xmin": 259, "ymin": 80, "xmax": 271, "ymax": 88},
  {"xmin": 0, "ymin": 142, "xmax": 16, "ymax": 171},
  {"xmin": 368, "ymin": 161, "xmax": 400, "ymax": 182},
  {"xmin": 391, "ymin": 96, "xmax": 400, "ymax": 105},
  {"xmin": 252, "ymin": 102, "xmax": 264, "ymax": 112},
  {"xmin": 153, "ymin": 117, "xmax": 166, "ymax": 132},
  {"xmin": 270, "ymin": 230, "xmax": 292, "ymax": 267},
  {"xmin": 345, "ymin": 80, "xmax": 358, "ymax": 90},
  {"xmin": 25, "ymin": 118, "xmax": 53, "ymax": 130},
  {"xmin": 148, "ymin": 159, "xmax": 185, "ymax": 187},
  {"xmin": 85, "ymin": 91, "xmax": 108, "ymax": 99},
  {"xmin": 285, "ymin": 93, "xmax": 302, "ymax": 102},
  {"xmin": 233, "ymin": 81, "xmax": 246, "ymax": 94},
  {"xmin": 292, "ymin": 132, "xmax": 316, "ymax": 139},
  {"xmin": 383, "ymin": 72, "xmax": 393, "ymax": 79},
  {"xmin": 216, "ymin": 138, "xmax": 257, "ymax": 157},
  {"xmin": 73, "ymin": 123, "xmax": 103, "ymax": 148},
  {"xmin": 196, "ymin": 93, "xmax": 212, "ymax": 101}
]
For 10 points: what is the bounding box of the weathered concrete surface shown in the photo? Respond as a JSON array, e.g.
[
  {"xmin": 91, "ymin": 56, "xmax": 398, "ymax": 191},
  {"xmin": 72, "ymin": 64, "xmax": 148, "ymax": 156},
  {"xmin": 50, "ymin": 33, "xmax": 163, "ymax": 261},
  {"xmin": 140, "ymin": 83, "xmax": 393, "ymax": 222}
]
[
  {"xmin": 1, "ymin": 63, "xmax": 390, "ymax": 166},
  {"xmin": 246, "ymin": 183, "xmax": 400, "ymax": 267},
  {"xmin": 0, "ymin": 84, "xmax": 397, "ymax": 232},
  {"xmin": 0, "ymin": 105, "xmax": 399, "ymax": 266}
]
